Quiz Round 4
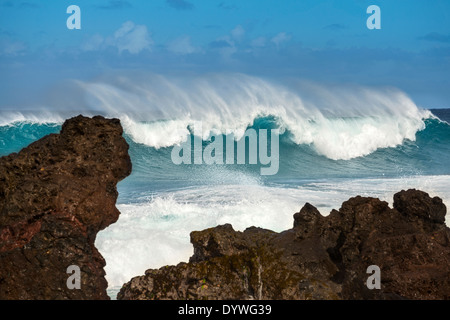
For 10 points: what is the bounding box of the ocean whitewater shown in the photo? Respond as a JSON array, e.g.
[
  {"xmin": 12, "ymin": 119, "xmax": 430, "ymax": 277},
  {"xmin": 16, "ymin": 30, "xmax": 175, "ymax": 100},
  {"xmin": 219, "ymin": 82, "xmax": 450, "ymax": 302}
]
[{"xmin": 0, "ymin": 74, "xmax": 449, "ymax": 298}]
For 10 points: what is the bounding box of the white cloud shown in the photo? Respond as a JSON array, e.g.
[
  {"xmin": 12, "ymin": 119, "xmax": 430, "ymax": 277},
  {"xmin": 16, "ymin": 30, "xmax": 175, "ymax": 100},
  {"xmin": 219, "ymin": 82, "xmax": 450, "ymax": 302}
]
[
  {"xmin": 81, "ymin": 21, "xmax": 153, "ymax": 54},
  {"xmin": 81, "ymin": 34, "xmax": 104, "ymax": 52},
  {"xmin": 167, "ymin": 36, "xmax": 196, "ymax": 55},
  {"xmin": 114, "ymin": 21, "xmax": 135, "ymax": 38},
  {"xmin": 113, "ymin": 21, "xmax": 153, "ymax": 54},
  {"xmin": 209, "ymin": 25, "xmax": 245, "ymax": 58},
  {"xmin": 230, "ymin": 25, "xmax": 245, "ymax": 41},
  {"xmin": 271, "ymin": 32, "xmax": 291, "ymax": 48}
]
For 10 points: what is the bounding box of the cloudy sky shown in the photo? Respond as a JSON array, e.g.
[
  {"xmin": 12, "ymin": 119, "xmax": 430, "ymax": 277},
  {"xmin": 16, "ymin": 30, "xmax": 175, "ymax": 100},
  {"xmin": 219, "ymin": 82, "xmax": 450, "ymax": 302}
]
[{"xmin": 0, "ymin": 0, "xmax": 449, "ymax": 109}]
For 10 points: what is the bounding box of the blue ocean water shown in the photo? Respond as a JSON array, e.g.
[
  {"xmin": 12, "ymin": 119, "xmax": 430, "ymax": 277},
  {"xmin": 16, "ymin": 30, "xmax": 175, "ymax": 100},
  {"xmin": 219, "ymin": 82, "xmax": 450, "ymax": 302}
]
[
  {"xmin": 2, "ymin": 110, "xmax": 450, "ymax": 187},
  {"xmin": 1, "ymin": 76, "xmax": 449, "ymax": 296}
]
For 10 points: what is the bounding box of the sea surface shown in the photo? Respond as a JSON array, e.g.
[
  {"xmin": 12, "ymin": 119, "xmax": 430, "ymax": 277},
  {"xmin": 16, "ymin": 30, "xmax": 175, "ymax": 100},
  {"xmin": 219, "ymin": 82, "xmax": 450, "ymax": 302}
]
[{"xmin": 1, "ymin": 75, "xmax": 449, "ymax": 298}]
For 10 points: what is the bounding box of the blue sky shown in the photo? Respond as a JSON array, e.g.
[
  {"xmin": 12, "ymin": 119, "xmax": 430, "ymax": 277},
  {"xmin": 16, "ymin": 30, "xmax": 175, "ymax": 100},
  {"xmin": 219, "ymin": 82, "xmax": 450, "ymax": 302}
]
[{"xmin": 1, "ymin": 0, "xmax": 449, "ymax": 108}]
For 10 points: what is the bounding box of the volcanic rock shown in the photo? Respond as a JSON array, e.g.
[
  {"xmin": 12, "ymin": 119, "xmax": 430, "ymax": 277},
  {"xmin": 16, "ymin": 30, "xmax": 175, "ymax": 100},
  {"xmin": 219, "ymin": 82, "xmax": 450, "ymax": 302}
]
[
  {"xmin": 118, "ymin": 189, "xmax": 449, "ymax": 300},
  {"xmin": 0, "ymin": 115, "xmax": 132, "ymax": 299}
]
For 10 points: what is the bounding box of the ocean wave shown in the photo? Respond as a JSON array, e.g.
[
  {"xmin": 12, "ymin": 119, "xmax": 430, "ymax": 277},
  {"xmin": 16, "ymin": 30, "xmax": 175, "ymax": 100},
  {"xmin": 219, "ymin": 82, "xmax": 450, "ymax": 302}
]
[
  {"xmin": 4, "ymin": 115, "xmax": 448, "ymax": 183},
  {"xmin": 0, "ymin": 73, "xmax": 445, "ymax": 161},
  {"xmin": 77, "ymin": 73, "xmax": 433, "ymax": 160},
  {"xmin": 119, "ymin": 110, "xmax": 431, "ymax": 160},
  {"xmin": 0, "ymin": 111, "xmax": 65, "ymax": 126}
]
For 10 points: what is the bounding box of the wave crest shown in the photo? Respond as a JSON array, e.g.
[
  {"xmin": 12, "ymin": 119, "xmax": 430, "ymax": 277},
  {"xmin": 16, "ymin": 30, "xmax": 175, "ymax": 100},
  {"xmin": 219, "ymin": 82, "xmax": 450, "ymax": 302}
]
[
  {"xmin": 2, "ymin": 73, "xmax": 433, "ymax": 160},
  {"xmin": 78, "ymin": 73, "xmax": 430, "ymax": 159}
]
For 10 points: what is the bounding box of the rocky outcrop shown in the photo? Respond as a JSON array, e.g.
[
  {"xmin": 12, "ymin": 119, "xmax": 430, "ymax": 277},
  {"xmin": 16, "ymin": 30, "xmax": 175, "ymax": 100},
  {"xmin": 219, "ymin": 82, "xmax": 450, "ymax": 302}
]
[
  {"xmin": 118, "ymin": 189, "xmax": 449, "ymax": 300},
  {"xmin": 0, "ymin": 115, "xmax": 132, "ymax": 299}
]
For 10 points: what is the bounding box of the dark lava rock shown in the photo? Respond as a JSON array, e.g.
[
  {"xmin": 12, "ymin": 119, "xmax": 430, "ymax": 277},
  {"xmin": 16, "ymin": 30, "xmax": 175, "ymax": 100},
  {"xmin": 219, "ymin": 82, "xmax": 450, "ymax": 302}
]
[
  {"xmin": 394, "ymin": 189, "xmax": 447, "ymax": 225},
  {"xmin": 118, "ymin": 190, "xmax": 449, "ymax": 300},
  {"xmin": 0, "ymin": 115, "xmax": 132, "ymax": 299}
]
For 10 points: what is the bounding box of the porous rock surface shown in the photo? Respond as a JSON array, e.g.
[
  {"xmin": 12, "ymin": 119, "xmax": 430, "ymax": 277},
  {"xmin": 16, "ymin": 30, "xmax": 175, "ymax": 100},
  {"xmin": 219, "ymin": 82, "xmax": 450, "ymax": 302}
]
[{"xmin": 0, "ymin": 115, "xmax": 132, "ymax": 299}]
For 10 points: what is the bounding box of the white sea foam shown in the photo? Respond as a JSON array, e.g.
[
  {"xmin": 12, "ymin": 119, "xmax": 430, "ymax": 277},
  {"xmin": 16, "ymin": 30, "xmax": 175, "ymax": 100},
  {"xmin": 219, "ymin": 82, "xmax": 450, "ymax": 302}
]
[
  {"xmin": 0, "ymin": 111, "xmax": 65, "ymax": 126},
  {"xmin": 96, "ymin": 184, "xmax": 304, "ymax": 291},
  {"xmin": 74, "ymin": 73, "xmax": 432, "ymax": 160},
  {"xmin": 1, "ymin": 73, "xmax": 432, "ymax": 160},
  {"xmin": 96, "ymin": 175, "xmax": 450, "ymax": 295},
  {"xmin": 121, "ymin": 116, "xmax": 192, "ymax": 148}
]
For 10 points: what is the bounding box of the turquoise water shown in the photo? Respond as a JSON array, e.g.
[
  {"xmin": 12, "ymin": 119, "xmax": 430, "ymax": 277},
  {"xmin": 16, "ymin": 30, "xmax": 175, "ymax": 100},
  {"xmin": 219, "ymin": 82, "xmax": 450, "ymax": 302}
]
[
  {"xmin": 1, "ymin": 107, "xmax": 449, "ymax": 297},
  {"xmin": 2, "ymin": 111, "xmax": 450, "ymax": 188}
]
